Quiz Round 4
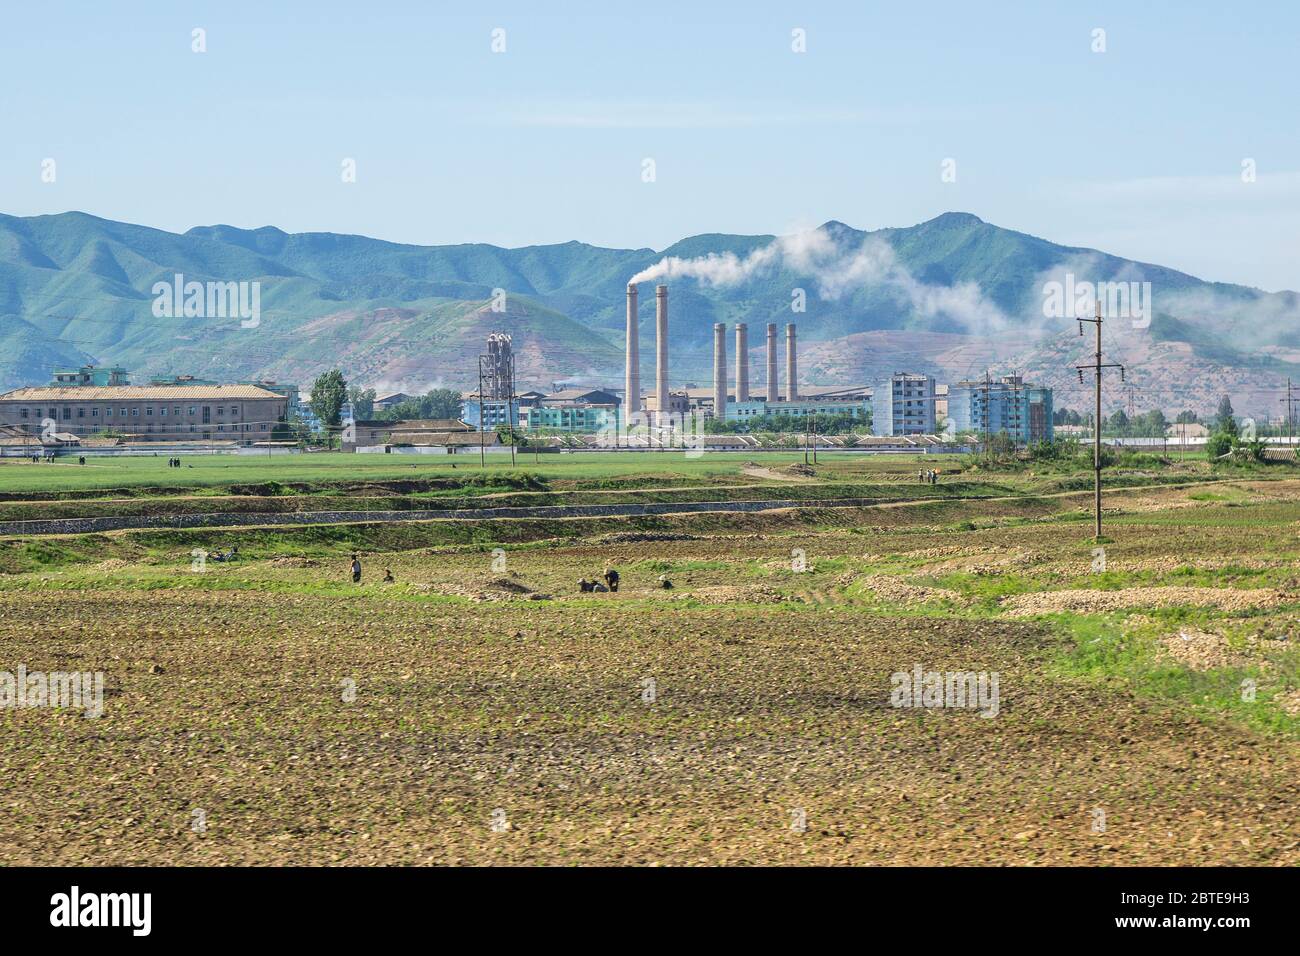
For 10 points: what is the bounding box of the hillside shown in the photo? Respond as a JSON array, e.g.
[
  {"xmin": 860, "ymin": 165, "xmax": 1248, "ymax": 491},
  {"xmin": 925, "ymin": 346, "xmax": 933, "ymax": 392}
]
[{"xmin": 1, "ymin": 210, "xmax": 1297, "ymax": 414}]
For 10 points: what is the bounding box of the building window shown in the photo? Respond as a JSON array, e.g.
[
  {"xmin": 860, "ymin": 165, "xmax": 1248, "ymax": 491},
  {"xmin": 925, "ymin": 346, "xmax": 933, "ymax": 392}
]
[
  {"xmin": 146, "ymin": 407, "xmax": 153, "ymax": 416},
  {"xmin": 63, "ymin": 408, "xmax": 71, "ymax": 420},
  {"xmin": 188, "ymin": 407, "xmax": 196, "ymax": 415},
  {"xmin": 131, "ymin": 408, "xmax": 139, "ymax": 417},
  {"xmin": 20, "ymin": 408, "xmax": 28, "ymax": 419},
  {"xmin": 92, "ymin": 408, "xmax": 99, "ymax": 417},
  {"xmin": 160, "ymin": 407, "xmax": 167, "ymax": 416},
  {"xmin": 173, "ymin": 407, "xmax": 181, "ymax": 416}
]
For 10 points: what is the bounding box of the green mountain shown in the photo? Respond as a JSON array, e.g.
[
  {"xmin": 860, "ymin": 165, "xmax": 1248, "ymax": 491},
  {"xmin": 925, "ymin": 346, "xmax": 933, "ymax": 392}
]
[{"xmin": 2, "ymin": 210, "xmax": 1297, "ymax": 414}]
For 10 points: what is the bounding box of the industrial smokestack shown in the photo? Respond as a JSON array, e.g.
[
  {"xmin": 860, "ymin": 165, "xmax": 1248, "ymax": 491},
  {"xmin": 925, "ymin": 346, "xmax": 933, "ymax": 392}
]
[
  {"xmin": 735, "ymin": 323, "xmax": 749, "ymax": 403},
  {"xmin": 766, "ymin": 323, "xmax": 778, "ymax": 402},
  {"xmin": 655, "ymin": 285, "xmax": 669, "ymax": 422},
  {"xmin": 625, "ymin": 285, "xmax": 640, "ymax": 414},
  {"xmin": 713, "ymin": 323, "xmax": 727, "ymax": 423},
  {"xmin": 786, "ymin": 323, "xmax": 798, "ymax": 401}
]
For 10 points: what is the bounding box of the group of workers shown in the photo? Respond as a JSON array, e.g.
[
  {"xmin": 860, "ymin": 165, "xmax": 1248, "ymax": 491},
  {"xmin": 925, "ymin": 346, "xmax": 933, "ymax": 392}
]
[
  {"xmin": 347, "ymin": 556, "xmax": 630, "ymax": 594},
  {"xmin": 918, "ymin": 468, "xmax": 942, "ymax": 485},
  {"xmin": 578, "ymin": 568, "xmax": 620, "ymax": 593}
]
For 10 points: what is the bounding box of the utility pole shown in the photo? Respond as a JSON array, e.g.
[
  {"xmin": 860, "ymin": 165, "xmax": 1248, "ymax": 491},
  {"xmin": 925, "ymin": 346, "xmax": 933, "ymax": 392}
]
[
  {"xmin": 507, "ymin": 352, "xmax": 517, "ymax": 468},
  {"xmin": 1075, "ymin": 301, "xmax": 1125, "ymax": 540},
  {"xmin": 476, "ymin": 358, "xmax": 486, "ymax": 469},
  {"xmin": 983, "ymin": 369, "xmax": 991, "ymax": 461},
  {"xmin": 1281, "ymin": 378, "xmax": 1297, "ymax": 450}
]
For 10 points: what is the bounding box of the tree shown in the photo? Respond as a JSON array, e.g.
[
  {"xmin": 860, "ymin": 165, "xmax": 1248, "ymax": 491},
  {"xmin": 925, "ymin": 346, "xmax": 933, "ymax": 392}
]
[
  {"xmin": 1107, "ymin": 409, "xmax": 1130, "ymax": 437},
  {"xmin": 309, "ymin": 369, "xmax": 348, "ymax": 431},
  {"xmin": 347, "ymin": 386, "xmax": 376, "ymax": 420},
  {"xmin": 1215, "ymin": 396, "xmax": 1238, "ymax": 437},
  {"xmin": 988, "ymin": 431, "xmax": 1016, "ymax": 457},
  {"xmin": 375, "ymin": 388, "xmax": 464, "ymax": 422},
  {"xmin": 1139, "ymin": 408, "xmax": 1168, "ymax": 438},
  {"xmin": 1175, "ymin": 409, "xmax": 1198, "ymax": 425},
  {"xmin": 1205, "ymin": 431, "xmax": 1234, "ymax": 461}
]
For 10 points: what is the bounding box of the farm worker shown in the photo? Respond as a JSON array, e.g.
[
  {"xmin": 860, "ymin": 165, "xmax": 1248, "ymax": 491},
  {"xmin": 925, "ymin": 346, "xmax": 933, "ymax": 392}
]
[
  {"xmin": 350, "ymin": 554, "xmax": 362, "ymax": 583},
  {"xmin": 591, "ymin": 581, "xmax": 608, "ymax": 592},
  {"xmin": 604, "ymin": 568, "xmax": 620, "ymax": 593},
  {"xmin": 578, "ymin": 578, "xmax": 594, "ymax": 592},
  {"xmin": 658, "ymin": 575, "xmax": 674, "ymax": 590},
  {"xmin": 383, "ymin": 569, "xmax": 395, "ymax": 583}
]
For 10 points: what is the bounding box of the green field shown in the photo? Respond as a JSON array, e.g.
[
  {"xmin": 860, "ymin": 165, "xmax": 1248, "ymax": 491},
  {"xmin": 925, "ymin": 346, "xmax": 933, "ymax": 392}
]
[{"xmin": 0, "ymin": 451, "xmax": 839, "ymax": 495}]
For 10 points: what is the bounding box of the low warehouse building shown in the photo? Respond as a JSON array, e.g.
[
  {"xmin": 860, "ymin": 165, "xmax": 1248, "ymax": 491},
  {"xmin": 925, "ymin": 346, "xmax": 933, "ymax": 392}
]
[{"xmin": 0, "ymin": 384, "xmax": 289, "ymax": 445}]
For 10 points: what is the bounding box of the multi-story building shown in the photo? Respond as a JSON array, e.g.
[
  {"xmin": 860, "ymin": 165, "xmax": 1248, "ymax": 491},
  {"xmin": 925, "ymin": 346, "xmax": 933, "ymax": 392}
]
[
  {"xmin": 874, "ymin": 373, "xmax": 936, "ymax": 436},
  {"xmin": 52, "ymin": 365, "xmax": 130, "ymax": 387},
  {"xmin": 462, "ymin": 397, "xmax": 519, "ymax": 431},
  {"xmin": 522, "ymin": 404, "xmax": 620, "ymax": 433},
  {"xmin": 0, "ymin": 383, "xmax": 290, "ymax": 444},
  {"xmin": 947, "ymin": 375, "xmax": 1054, "ymax": 445}
]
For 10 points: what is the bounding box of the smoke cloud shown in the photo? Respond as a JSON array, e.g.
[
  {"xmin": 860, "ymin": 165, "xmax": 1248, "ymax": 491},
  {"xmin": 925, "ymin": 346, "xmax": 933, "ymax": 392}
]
[{"xmin": 628, "ymin": 225, "xmax": 1008, "ymax": 336}]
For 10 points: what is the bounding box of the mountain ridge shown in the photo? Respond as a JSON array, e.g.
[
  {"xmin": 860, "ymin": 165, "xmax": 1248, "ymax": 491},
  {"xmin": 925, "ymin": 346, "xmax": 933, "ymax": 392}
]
[{"xmin": 1, "ymin": 209, "xmax": 1296, "ymax": 415}]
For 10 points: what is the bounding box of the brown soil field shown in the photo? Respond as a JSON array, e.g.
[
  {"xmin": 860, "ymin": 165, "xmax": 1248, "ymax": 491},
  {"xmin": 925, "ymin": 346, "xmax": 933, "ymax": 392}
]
[{"xmin": 1, "ymin": 475, "xmax": 1298, "ymax": 865}]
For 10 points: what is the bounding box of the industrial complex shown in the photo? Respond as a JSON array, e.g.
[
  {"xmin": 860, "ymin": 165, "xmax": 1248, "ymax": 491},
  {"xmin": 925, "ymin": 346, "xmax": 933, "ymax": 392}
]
[{"xmin": 0, "ymin": 283, "xmax": 1057, "ymax": 455}]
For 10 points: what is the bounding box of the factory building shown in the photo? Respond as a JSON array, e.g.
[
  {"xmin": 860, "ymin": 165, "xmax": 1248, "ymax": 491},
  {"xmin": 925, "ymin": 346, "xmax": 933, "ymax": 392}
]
[
  {"xmin": 947, "ymin": 375, "xmax": 1054, "ymax": 444},
  {"xmin": 725, "ymin": 398, "xmax": 870, "ymax": 423}
]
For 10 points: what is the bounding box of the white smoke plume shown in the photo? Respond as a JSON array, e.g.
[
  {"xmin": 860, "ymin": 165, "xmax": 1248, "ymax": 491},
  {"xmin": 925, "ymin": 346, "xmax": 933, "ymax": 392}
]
[{"xmin": 628, "ymin": 225, "xmax": 1008, "ymax": 335}]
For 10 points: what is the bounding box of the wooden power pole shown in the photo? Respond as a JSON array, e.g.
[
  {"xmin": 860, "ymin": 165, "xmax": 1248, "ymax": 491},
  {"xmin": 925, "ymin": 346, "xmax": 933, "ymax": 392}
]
[
  {"xmin": 1075, "ymin": 301, "xmax": 1124, "ymax": 540},
  {"xmin": 1281, "ymin": 378, "xmax": 1297, "ymax": 451}
]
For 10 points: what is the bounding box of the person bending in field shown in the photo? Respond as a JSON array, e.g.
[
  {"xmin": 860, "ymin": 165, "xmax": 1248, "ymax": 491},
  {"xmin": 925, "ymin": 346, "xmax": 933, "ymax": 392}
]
[
  {"xmin": 603, "ymin": 567, "xmax": 620, "ymax": 593},
  {"xmin": 383, "ymin": 569, "xmax": 395, "ymax": 583},
  {"xmin": 350, "ymin": 554, "xmax": 362, "ymax": 583}
]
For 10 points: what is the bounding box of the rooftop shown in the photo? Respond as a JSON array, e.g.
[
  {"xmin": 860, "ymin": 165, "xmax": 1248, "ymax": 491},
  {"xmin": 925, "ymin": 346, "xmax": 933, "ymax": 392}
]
[{"xmin": 1, "ymin": 384, "xmax": 287, "ymax": 402}]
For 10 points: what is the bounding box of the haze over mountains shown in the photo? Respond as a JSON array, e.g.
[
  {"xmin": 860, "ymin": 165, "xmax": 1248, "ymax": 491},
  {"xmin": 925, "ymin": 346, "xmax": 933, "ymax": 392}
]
[{"xmin": 2, "ymin": 210, "xmax": 1297, "ymax": 416}]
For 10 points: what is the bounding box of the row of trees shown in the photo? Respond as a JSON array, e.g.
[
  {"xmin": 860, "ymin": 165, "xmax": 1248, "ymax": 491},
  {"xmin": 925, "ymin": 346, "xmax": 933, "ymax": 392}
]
[
  {"xmin": 347, "ymin": 386, "xmax": 463, "ymax": 422},
  {"xmin": 306, "ymin": 371, "xmax": 466, "ymax": 439},
  {"xmin": 1053, "ymin": 407, "xmax": 1201, "ymax": 427}
]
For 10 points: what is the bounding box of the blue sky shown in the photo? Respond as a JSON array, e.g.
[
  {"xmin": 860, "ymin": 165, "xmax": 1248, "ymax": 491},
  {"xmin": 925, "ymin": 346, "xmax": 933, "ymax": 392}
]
[{"xmin": 2, "ymin": 0, "xmax": 1298, "ymax": 290}]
